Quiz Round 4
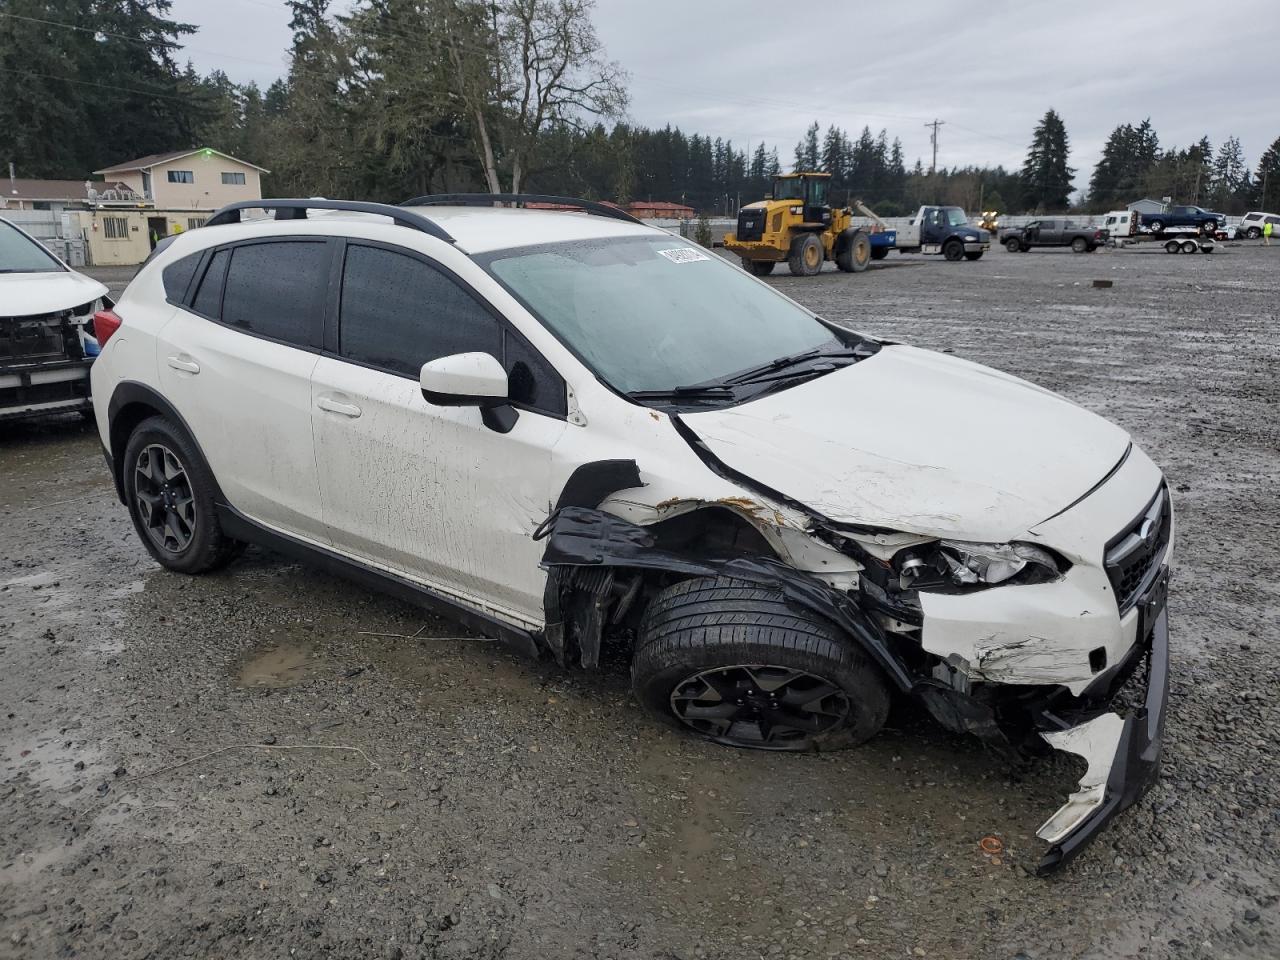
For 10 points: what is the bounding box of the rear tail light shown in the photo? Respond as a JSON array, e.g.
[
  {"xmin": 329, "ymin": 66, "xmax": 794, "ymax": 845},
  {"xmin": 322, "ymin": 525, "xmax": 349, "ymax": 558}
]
[{"xmin": 92, "ymin": 309, "xmax": 123, "ymax": 347}]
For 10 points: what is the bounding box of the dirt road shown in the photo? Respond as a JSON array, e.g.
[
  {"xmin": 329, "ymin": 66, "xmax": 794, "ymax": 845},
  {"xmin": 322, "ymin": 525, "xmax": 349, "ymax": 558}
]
[{"xmin": 2, "ymin": 244, "xmax": 1277, "ymax": 959}]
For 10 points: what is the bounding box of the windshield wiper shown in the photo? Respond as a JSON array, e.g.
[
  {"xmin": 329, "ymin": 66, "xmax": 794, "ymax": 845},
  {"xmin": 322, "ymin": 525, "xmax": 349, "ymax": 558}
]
[
  {"xmin": 730, "ymin": 348, "xmax": 866, "ymax": 386},
  {"xmin": 627, "ymin": 384, "xmax": 737, "ymax": 402}
]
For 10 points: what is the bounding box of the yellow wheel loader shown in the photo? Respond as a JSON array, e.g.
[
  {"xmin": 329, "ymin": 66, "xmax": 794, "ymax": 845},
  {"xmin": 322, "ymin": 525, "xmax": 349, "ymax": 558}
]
[{"xmin": 723, "ymin": 172, "xmax": 888, "ymax": 277}]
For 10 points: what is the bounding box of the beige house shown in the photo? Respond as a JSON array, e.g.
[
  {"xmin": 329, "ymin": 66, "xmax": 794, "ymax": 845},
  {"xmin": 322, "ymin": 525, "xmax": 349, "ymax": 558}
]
[{"xmin": 93, "ymin": 148, "xmax": 267, "ymax": 210}]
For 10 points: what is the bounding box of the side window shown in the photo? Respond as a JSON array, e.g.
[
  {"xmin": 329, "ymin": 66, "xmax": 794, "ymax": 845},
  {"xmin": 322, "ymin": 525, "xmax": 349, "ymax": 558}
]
[
  {"xmin": 221, "ymin": 241, "xmax": 329, "ymax": 346},
  {"xmin": 504, "ymin": 330, "xmax": 566, "ymax": 415},
  {"xmin": 339, "ymin": 244, "xmax": 501, "ymax": 378},
  {"xmin": 190, "ymin": 249, "xmax": 229, "ymax": 318},
  {"xmin": 162, "ymin": 252, "xmax": 202, "ymax": 304}
]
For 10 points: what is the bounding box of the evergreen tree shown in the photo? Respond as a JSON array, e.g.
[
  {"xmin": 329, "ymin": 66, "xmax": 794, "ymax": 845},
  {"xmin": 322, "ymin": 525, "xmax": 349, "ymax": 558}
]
[
  {"xmin": 1020, "ymin": 109, "xmax": 1074, "ymax": 211},
  {"xmin": 793, "ymin": 122, "xmax": 820, "ymax": 171},
  {"xmin": 1209, "ymin": 136, "xmax": 1248, "ymax": 209},
  {"xmin": 1256, "ymin": 135, "xmax": 1280, "ymax": 210}
]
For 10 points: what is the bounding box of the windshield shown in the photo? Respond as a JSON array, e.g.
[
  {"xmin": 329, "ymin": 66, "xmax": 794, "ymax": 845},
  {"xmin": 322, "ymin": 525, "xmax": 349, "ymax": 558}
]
[
  {"xmin": 945, "ymin": 208, "xmax": 970, "ymax": 227},
  {"xmin": 772, "ymin": 177, "xmax": 806, "ymax": 200},
  {"xmin": 484, "ymin": 236, "xmax": 843, "ymax": 395},
  {"xmin": 0, "ymin": 220, "xmax": 63, "ymax": 273}
]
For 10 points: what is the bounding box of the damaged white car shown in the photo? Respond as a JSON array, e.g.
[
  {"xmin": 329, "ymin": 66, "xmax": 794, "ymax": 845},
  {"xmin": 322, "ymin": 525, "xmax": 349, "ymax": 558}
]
[
  {"xmin": 89, "ymin": 196, "xmax": 1172, "ymax": 874},
  {"xmin": 1, "ymin": 216, "xmax": 109, "ymax": 421}
]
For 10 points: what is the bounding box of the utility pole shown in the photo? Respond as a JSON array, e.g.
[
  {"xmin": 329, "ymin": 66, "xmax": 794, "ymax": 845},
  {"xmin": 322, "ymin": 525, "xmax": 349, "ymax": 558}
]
[{"xmin": 924, "ymin": 119, "xmax": 945, "ymax": 173}]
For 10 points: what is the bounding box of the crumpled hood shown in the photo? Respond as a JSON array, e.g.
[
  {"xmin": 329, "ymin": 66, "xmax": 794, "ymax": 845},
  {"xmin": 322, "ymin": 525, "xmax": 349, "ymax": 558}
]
[
  {"xmin": 2, "ymin": 271, "xmax": 108, "ymax": 317},
  {"xmin": 680, "ymin": 344, "xmax": 1130, "ymax": 542}
]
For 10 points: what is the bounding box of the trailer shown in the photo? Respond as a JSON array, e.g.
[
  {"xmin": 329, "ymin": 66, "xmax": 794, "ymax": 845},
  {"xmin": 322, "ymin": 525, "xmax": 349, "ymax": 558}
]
[{"xmin": 1115, "ymin": 215, "xmax": 1215, "ymax": 254}]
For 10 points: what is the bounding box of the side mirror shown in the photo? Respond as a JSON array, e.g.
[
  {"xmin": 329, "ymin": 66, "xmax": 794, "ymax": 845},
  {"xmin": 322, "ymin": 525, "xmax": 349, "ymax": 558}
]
[{"xmin": 420, "ymin": 352, "xmax": 518, "ymax": 433}]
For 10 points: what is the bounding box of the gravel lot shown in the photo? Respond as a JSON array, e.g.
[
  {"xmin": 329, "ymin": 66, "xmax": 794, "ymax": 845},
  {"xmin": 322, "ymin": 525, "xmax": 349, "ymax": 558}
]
[{"xmin": 2, "ymin": 243, "xmax": 1277, "ymax": 959}]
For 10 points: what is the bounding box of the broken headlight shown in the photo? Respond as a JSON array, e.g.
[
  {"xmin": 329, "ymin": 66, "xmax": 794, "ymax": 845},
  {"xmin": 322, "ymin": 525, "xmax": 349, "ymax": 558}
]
[{"xmin": 895, "ymin": 540, "xmax": 1064, "ymax": 591}]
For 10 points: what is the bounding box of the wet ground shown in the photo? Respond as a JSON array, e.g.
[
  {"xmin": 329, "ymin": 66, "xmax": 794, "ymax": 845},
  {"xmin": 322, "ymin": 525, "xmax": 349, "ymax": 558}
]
[{"xmin": 2, "ymin": 244, "xmax": 1278, "ymax": 959}]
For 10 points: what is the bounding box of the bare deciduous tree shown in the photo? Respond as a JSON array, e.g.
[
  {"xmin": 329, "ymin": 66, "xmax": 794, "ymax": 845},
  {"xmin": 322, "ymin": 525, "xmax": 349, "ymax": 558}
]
[{"xmin": 441, "ymin": 0, "xmax": 628, "ymax": 193}]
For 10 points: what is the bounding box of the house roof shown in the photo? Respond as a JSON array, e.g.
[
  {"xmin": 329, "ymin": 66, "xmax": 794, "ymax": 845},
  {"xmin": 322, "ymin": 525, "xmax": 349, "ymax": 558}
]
[
  {"xmin": 627, "ymin": 200, "xmax": 695, "ymax": 212},
  {"xmin": 94, "ymin": 148, "xmax": 269, "ymax": 175},
  {"xmin": 4, "ymin": 178, "xmax": 96, "ymax": 201}
]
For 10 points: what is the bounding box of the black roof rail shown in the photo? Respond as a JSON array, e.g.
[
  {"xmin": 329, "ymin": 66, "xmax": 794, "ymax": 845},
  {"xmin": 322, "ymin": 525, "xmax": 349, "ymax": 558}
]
[
  {"xmin": 401, "ymin": 193, "xmax": 644, "ymax": 226},
  {"xmin": 204, "ymin": 198, "xmax": 456, "ymax": 244}
]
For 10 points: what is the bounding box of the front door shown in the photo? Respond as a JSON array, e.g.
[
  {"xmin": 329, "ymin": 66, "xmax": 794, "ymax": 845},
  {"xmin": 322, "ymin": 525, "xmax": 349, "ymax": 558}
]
[
  {"xmin": 155, "ymin": 238, "xmax": 331, "ymax": 543},
  {"xmin": 311, "ymin": 241, "xmax": 567, "ymax": 626},
  {"xmin": 146, "ymin": 217, "xmax": 168, "ymax": 250}
]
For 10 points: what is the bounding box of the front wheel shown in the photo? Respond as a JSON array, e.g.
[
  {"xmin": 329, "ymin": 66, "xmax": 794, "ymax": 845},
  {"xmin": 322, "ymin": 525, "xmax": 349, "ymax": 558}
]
[
  {"xmin": 788, "ymin": 233, "xmax": 824, "ymax": 276},
  {"xmin": 631, "ymin": 577, "xmax": 890, "ymax": 752},
  {"xmin": 942, "ymin": 239, "xmax": 964, "ymax": 261},
  {"xmin": 122, "ymin": 416, "xmax": 242, "ymax": 574},
  {"xmin": 1004, "ymin": 238, "xmax": 1022, "ymax": 253},
  {"xmin": 742, "ymin": 258, "xmax": 775, "ymax": 276}
]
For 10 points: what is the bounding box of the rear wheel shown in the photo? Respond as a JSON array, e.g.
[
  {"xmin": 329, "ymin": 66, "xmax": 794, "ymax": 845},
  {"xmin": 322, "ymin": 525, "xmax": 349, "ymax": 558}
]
[
  {"xmin": 1148, "ymin": 219, "xmax": 1165, "ymax": 233},
  {"xmin": 1071, "ymin": 236, "xmax": 1089, "ymax": 253},
  {"xmin": 631, "ymin": 576, "xmax": 890, "ymax": 752},
  {"xmin": 788, "ymin": 233, "xmax": 824, "ymax": 276},
  {"xmin": 835, "ymin": 230, "xmax": 871, "ymax": 273},
  {"xmin": 1247, "ymin": 226, "xmax": 1261, "ymax": 239},
  {"xmin": 942, "ymin": 239, "xmax": 964, "ymax": 261},
  {"xmin": 1005, "ymin": 238, "xmax": 1022, "ymax": 253},
  {"xmin": 742, "ymin": 258, "xmax": 775, "ymax": 276},
  {"xmin": 122, "ymin": 416, "xmax": 241, "ymax": 574},
  {"xmin": 1181, "ymin": 239, "xmax": 1198, "ymax": 254}
]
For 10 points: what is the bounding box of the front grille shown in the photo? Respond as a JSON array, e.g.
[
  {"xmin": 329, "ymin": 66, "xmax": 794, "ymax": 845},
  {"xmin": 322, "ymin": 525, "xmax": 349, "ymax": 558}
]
[
  {"xmin": 1104, "ymin": 485, "xmax": 1171, "ymax": 614},
  {"xmin": 1, "ymin": 312, "xmax": 81, "ymax": 365},
  {"xmin": 736, "ymin": 209, "xmax": 764, "ymax": 241}
]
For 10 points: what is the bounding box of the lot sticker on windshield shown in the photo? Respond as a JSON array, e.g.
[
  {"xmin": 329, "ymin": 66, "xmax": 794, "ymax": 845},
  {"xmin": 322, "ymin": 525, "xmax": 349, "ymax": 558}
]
[{"xmin": 657, "ymin": 246, "xmax": 710, "ymax": 264}]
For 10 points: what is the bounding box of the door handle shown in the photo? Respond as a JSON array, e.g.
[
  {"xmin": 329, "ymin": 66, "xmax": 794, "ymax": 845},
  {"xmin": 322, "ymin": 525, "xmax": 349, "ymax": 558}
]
[
  {"xmin": 317, "ymin": 396, "xmax": 362, "ymax": 418},
  {"xmin": 166, "ymin": 355, "xmax": 200, "ymax": 374}
]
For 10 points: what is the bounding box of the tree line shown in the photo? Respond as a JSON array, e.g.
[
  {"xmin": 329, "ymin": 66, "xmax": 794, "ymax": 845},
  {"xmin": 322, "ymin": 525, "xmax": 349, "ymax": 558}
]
[{"xmin": 3, "ymin": 1, "xmax": 1279, "ymax": 217}]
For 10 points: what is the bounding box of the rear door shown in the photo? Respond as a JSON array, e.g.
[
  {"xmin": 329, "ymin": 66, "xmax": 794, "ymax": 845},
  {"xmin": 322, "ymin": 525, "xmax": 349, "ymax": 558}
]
[
  {"xmin": 155, "ymin": 238, "xmax": 332, "ymax": 543},
  {"xmin": 310, "ymin": 240, "xmax": 568, "ymax": 625}
]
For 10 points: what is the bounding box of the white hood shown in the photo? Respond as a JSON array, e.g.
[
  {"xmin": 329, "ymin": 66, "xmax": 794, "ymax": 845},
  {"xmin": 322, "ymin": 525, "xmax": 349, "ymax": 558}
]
[
  {"xmin": 680, "ymin": 345, "xmax": 1130, "ymax": 542},
  {"xmin": 2, "ymin": 271, "xmax": 109, "ymax": 317}
]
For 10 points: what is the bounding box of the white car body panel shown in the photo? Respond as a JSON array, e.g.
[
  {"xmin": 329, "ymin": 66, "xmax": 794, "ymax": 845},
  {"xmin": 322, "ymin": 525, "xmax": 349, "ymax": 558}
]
[
  {"xmin": 1, "ymin": 270, "xmax": 108, "ymax": 315},
  {"xmin": 681, "ymin": 344, "xmax": 1131, "ymax": 543}
]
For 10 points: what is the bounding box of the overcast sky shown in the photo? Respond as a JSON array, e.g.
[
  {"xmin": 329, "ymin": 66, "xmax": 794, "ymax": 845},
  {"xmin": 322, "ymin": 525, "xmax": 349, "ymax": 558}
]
[{"xmin": 171, "ymin": 0, "xmax": 1279, "ymax": 194}]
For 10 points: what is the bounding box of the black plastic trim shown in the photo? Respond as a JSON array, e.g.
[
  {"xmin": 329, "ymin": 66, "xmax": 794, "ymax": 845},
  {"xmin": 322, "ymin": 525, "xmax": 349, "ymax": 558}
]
[
  {"xmin": 205, "ymin": 198, "xmax": 456, "ymax": 244},
  {"xmin": 402, "ymin": 193, "xmax": 643, "ymax": 226},
  {"xmin": 104, "ymin": 381, "xmax": 224, "ymax": 506}
]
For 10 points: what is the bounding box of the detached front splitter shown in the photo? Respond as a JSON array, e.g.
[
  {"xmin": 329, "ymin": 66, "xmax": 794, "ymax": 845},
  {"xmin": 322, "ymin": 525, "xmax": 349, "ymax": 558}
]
[{"xmin": 1035, "ymin": 593, "xmax": 1169, "ymax": 875}]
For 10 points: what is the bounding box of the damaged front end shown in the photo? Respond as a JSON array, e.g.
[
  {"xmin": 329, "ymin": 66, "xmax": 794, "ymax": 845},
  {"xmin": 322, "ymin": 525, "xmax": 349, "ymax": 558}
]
[{"xmin": 534, "ymin": 456, "xmax": 1173, "ymax": 876}]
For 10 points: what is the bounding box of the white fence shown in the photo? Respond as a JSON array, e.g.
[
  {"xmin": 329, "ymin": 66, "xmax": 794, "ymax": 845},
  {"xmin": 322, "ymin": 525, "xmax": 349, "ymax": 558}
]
[{"xmin": 2, "ymin": 209, "xmax": 87, "ymax": 265}]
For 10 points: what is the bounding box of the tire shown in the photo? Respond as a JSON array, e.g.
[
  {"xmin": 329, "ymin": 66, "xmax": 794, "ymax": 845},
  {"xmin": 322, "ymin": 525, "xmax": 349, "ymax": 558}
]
[
  {"xmin": 742, "ymin": 258, "xmax": 775, "ymax": 276},
  {"xmin": 1200, "ymin": 222, "xmax": 1216, "ymax": 237},
  {"xmin": 1004, "ymin": 238, "xmax": 1022, "ymax": 253},
  {"xmin": 1181, "ymin": 240, "xmax": 1198, "ymax": 254},
  {"xmin": 1148, "ymin": 220, "xmax": 1164, "ymax": 233},
  {"xmin": 1071, "ymin": 236, "xmax": 1089, "ymax": 253},
  {"xmin": 835, "ymin": 230, "xmax": 872, "ymax": 273},
  {"xmin": 942, "ymin": 239, "xmax": 964, "ymax": 261},
  {"xmin": 1201, "ymin": 244, "xmax": 1214, "ymax": 254},
  {"xmin": 122, "ymin": 416, "xmax": 242, "ymax": 574},
  {"xmin": 787, "ymin": 233, "xmax": 824, "ymax": 276},
  {"xmin": 1164, "ymin": 240, "xmax": 1180, "ymax": 254},
  {"xmin": 870, "ymin": 246, "xmax": 889, "ymax": 260},
  {"xmin": 1247, "ymin": 227, "xmax": 1261, "ymax": 239},
  {"xmin": 631, "ymin": 576, "xmax": 891, "ymax": 752},
  {"xmin": 964, "ymin": 250, "xmax": 984, "ymax": 261}
]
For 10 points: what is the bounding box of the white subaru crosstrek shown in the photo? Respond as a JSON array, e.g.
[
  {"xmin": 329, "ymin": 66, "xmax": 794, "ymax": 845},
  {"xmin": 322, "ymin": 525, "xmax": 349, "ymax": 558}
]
[{"xmin": 90, "ymin": 196, "xmax": 1172, "ymax": 873}]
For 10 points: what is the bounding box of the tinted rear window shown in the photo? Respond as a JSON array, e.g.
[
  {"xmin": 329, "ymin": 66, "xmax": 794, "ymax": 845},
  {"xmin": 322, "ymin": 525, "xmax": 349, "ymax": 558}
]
[
  {"xmin": 191, "ymin": 249, "xmax": 229, "ymax": 318},
  {"xmin": 163, "ymin": 253, "xmax": 201, "ymax": 303},
  {"xmin": 221, "ymin": 241, "xmax": 329, "ymax": 347}
]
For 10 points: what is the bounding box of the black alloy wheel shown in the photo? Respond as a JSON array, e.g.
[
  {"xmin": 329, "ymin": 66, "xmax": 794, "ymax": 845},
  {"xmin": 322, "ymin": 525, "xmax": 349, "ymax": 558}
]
[
  {"xmin": 134, "ymin": 443, "xmax": 197, "ymax": 555},
  {"xmin": 670, "ymin": 664, "xmax": 851, "ymax": 748}
]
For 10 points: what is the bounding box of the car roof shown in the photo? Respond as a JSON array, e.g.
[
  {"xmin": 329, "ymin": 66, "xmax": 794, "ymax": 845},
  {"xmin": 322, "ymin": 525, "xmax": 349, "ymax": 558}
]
[{"xmin": 185, "ymin": 204, "xmax": 664, "ymax": 256}]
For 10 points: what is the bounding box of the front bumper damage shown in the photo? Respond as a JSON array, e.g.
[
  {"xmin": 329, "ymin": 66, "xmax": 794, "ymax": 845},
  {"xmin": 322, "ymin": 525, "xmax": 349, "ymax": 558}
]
[
  {"xmin": 1033, "ymin": 569, "xmax": 1169, "ymax": 874},
  {"xmin": 536, "ymin": 494, "xmax": 1171, "ymax": 876}
]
